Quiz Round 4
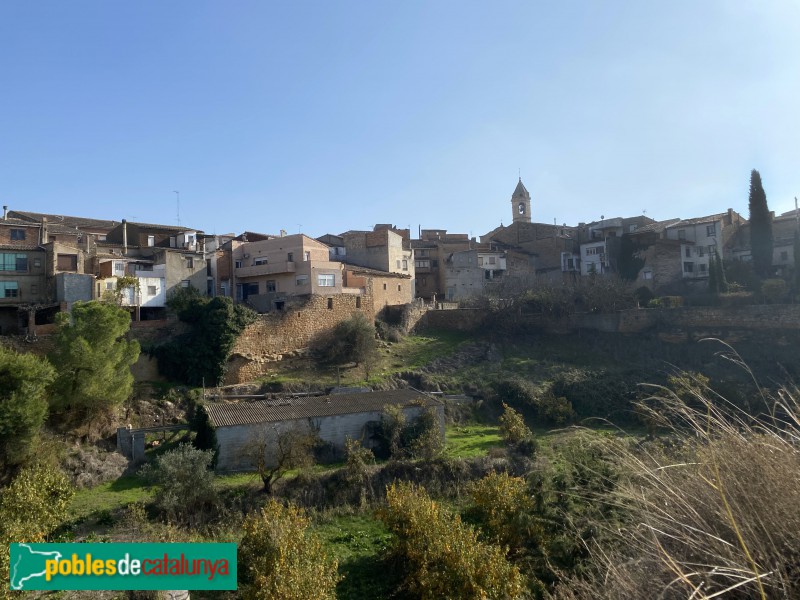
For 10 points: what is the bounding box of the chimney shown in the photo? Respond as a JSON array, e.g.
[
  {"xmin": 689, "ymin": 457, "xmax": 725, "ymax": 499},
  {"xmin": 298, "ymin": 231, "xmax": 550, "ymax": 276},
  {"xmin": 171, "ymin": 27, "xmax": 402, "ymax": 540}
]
[
  {"xmin": 41, "ymin": 217, "xmax": 48, "ymax": 245},
  {"xmin": 122, "ymin": 219, "xmax": 128, "ymax": 254},
  {"xmin": 280, "ymin": 229, "xmax": 286, "ymax": 237},
  {"xmin": 2, "ymin": 206, "xmax": 7, "ymax": 220}
]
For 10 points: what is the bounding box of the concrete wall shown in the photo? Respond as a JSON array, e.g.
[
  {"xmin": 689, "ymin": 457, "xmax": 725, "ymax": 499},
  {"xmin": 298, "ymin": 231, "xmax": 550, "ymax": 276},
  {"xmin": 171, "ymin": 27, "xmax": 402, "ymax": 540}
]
[
  {"xmin": 215, "ymin": 404, "xmax": 444, "ymax": 472},
  {"xmin": 55, "ymin": 272, "xmax": 94, "ymax": 307}
]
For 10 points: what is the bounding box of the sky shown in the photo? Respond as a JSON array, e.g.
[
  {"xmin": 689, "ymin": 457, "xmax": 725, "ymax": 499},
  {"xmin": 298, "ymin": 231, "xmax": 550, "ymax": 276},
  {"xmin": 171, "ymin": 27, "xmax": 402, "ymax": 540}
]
[{"xmin": 2, "ymin": 1, "xmax": 799, "ymax": 238}]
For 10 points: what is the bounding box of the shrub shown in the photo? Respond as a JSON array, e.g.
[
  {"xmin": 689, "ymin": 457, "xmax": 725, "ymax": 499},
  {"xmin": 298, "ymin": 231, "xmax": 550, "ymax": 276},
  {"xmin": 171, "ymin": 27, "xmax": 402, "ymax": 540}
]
[
  {"xmin": 379, "ymin": 481, "xmax": 526, "ymax": 599},
  {"xmin": 761, "ymin": 278, "xmax": 787, "ymax": 303},
  {"xmin": 495, "ymin": 379, "xmax": 576, "ymax": 426},
  {"xmin": 499, "ymin": 403, "xmax": 533, "ymax": 445},
  {"xmin": 467, "ymin": 471, "xmax": 536, "ymax": 555},
  {"xmin": 239, "ymin": 499, "xmax": 339, "ymax": 600},
  {"xmin": 344, "ymin": 437, "xmax": 375, "ymax": 486},
  {"xmin": 156, "ymin": 296, "xmax": 256, "ymax": 386},
  {"xmin": 375, "ymin": 404, "xmax": 443, "ymax": 460},
  {"xmin": 0, "ymin": 346, "xmax": 55, "ymax": 477},
  {"xmin": 1, "ymin": 464, "xmax": 73, "ymax": 595},
  {"xmin": 140, "ymin": 444, "xmax": 217, "ymax": 526},
  {"xmin": 310, "ymin": 312, "xmax": 377, "ymax": 368}
]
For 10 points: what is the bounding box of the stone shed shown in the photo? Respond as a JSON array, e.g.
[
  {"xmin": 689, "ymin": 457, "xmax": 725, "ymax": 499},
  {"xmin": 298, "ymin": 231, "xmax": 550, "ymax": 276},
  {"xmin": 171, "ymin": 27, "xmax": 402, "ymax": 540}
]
[{"xmin": 205, "ymin": 389, "xmax": 445, "ymax": 472}]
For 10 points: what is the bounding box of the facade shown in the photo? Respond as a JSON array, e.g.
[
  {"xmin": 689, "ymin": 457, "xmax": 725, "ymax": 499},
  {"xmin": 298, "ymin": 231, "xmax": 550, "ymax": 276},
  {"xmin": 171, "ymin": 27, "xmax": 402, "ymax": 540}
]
[
  {"xmin": 340, "ymin": 225, "xmax": 415, "ymax": 283},
  {"xmin": 343, "ymin": 265, "xmax": 413, "ymax": 311},
  {"xmin": 205, "ymin": 389, "xmax": 444, "ymax": 472},
  {"xmin": 727, "ymin": 212, "xmax": 800, "ymax": 276},
  {"xmin": 443, "ymin": 247, "xmax": 507, "ymax": 301},
  {"xmin": 232, "ymin": 234, "xmax": 344, "ymax": 312},
  {"xmin": 410, "ymin": 229, "xmax": 472, "ymax": 301},
  {"xmin": 664, "ymin": 209, "xmax": 744, "ymax": 282}
]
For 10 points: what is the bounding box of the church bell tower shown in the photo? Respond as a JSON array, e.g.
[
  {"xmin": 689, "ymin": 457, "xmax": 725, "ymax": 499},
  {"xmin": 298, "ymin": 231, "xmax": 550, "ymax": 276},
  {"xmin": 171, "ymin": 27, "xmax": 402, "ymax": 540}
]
[{"xmin": 511, "ymin": 178, "xmax": 531, "ymax": 224}]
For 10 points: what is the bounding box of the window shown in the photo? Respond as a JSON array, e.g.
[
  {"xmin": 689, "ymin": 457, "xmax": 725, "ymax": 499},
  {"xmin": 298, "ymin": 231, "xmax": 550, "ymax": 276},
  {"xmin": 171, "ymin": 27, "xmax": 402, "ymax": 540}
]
[
  {"xmin": 629, "ymin": 225, "xmax": 638, "ymax": 232},
  {"xmin": 56, "ymin": 254, "xmax": 78, "ymax": 272},
  {"xmin": 684, "ymin": 262, "xmax": 694, "ymax": 273},
  {"xmin": 31, "ymin": 284, "xmax": 38, "ymax": 294},
  {"xmin": 33, "ymin": 258, "xmax": 41, "ymax": 268},
  {"xmin": 587, "ymin": 263, "xmax": 596, "ymax": 273},
  {"xmin": 0, "ymin": 253, "xmax": 28, "ymax": 272},
  {"xmin": 10, "ymin": 229, "xmax": 25, "ymax": 241},
  {"xmin": 317, "ymin": 274, "xmax": 335, "ymax": 287},
  {"xmin": 642, "ymin": 271, "xmax": 653, "ymax": 280},
  {"xmin": 677, "ymin": 229, "xmax": 686, "ymax": 240},
  {"xmin": 699, "ymin": 263, "xmax": 707, "ymax": 273},
  {"xmin": 147, "ymin": 285, "xmax": 157, "ymax": 296},
  {"xmin": 396, "ymin": 260, "xmax": 401, "ymax": 269},
  {"xmin": 253, "ymin": 257, "xmax": 268, "ymax": 265},
  {"xmin": 114, "ymin": 261, "xmax": 125, "ymax": 272},
  {"xmin": 266, "ymin": 280, "xmax": 277, "ymax": 292},
  {"xmin": 0, "ymin": 282, "xmax": 18, "ymax": 297},
  {"xmin": 383, "ymin": 283, "xmax": 387, "ymax": 290},
  {"xmin": 488, "ymin": 256, "xmax": 496, "ymax": 265},
  {"xmin": 431, "ymin": 259, "xmax": 438, "ymax": 268},
  {"xmin": 186, "ymin": 257, "xmax": 194, "ymax": 269},
  {"xmin": 706, "ymin": 224, "xmax": 716, "ymax": 236},
  {"xmin": 296, "ymin": 275, "xmax": 309, "ymax": 286},
  {"xmin": 685, "ymin": 247, "xmax": 691, "ymax": 258},
  {"xmin": 697, "ymin": 246, "xmax": 704, "ymax": 257},
  {"xmin": 478, "ymin": 257, "xmax": 484, "ymax": 266},
  {"xmin": 169, "ymin": 237, "xmax": 177, "ymax": 248},
  {"xmin": 303, "ymin": 251, "xmax": 310, "ymax": 262},
  {"xmin": 287, "ymin": 252, "xmax": 294, "ymax": 262},
  {"xmin": 585, "ymin": 247, "xmax": 601, "ymax": 255},
  {"xmin": 415, "ymin": 260, "xmax": 430, "ymax": 268},
  {"xmin": 98, "ymin": 235, "xmax": 107, "ymax": 242},
  {"xmin": 327, "ymin": 297, "xmax": 333, "ymax": 309},
  {"xmin": 708, "ymin": 245, "xmax": 716, "ymax": 255},
  {"xmin": 147, "ymin": 235, "xmax": 155, "ymax": 247},
  {"xmin": 181, "ymin": 280, "xmax": 190, "ymax": 288},
  {"xmin": 781, "ymin": 251, "xmax": 789, "ymax": 261},
  {"xmin": 356, "ymin": 296, "xmax": 361, "ymax": 308},
  {"xmin": 106, "ymin": 281, "xmax": 114, "ymax": 290},
  {"xmin": 235, "ymin": 260, "xmax": 243, "ymax": 268},
  {"xmin": 402, "ymin": 260, "xmax": 408, "ymax": 270},
  {"xmin": 397, "ymin": 284, "xmax": 401, "ymax": 291}
]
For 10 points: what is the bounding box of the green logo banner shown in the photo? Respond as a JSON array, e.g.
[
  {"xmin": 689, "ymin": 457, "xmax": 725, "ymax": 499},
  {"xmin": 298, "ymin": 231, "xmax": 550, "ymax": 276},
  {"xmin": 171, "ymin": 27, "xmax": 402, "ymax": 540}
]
[{"xmin": 9, "ymin": 543, "xmax": 237, "ymax": 591}]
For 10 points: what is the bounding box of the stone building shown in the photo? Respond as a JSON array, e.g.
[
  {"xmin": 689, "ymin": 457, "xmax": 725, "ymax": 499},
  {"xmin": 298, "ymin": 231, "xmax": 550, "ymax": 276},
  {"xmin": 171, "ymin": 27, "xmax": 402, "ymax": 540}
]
[{"xmin": 205, "ymin": 389, "xmax": 445, "ymax": 472}]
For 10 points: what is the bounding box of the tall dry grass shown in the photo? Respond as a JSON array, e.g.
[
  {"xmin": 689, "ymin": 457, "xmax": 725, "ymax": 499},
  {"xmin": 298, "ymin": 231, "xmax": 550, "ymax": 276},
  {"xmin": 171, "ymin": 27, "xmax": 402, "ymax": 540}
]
[{"xmin": 557, "ymin": 344, "xmax": 800, "ymax": 599}]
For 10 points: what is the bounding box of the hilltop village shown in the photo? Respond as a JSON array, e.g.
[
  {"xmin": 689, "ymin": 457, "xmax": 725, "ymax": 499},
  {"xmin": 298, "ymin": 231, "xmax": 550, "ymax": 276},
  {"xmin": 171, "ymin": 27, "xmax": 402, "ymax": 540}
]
[{"xmin": 1, "ymin": 177, "xmax": 794, "ymax": 338}]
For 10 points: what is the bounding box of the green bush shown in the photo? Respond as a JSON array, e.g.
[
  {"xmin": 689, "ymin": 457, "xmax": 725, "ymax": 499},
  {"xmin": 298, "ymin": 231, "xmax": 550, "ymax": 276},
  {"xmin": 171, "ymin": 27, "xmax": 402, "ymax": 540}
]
[
  {"xmin": 140, "ymin": 444, "xmax": 217, "ymax": 526},
  {"xmin": 49, "ymin": 301, "xmax": 140, "ymax": 434},
  {"xmin": 494, "ymin": 379, "xmax": 576, "ymax": 426},
  {"xmin": 156, "ymin": 295, "xmax": 256, "ymax": 386},
  {"xmin": 379, "ymin": 481, "xmax": 525, "ymax": 599},
  {"xmin": 375, "ymin": 404, "xmax": 443, "ymax": 460},
  {"xmin": 310, "ymin": 312, "xmax": 378, "ymax": 369},
  {"xmin": 1, "ymin": 464, "xmax": 73, "ymax": 596},
  {"xmin": 239, "ymin": 499, "xmax": 339, "ymax": 600},
  {"xmin": 499, "ymin": 403, "xmax": 533, "ymax": 445},
  {"xmin": 0, "ymin": 346, "xmax": 55, "ymax": 477}
]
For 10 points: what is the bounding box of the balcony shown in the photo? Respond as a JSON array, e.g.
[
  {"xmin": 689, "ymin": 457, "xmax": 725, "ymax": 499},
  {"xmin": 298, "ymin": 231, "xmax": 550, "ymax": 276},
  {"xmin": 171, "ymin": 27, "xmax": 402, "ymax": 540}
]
[{"xmin": 235, "ymin": 261, "xmax": 296, "ymax": 278}]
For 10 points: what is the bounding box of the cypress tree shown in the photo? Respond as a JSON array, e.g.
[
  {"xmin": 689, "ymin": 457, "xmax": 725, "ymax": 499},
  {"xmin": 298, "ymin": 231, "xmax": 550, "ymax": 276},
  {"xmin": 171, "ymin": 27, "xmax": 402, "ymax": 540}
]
[
  {"xmin": 716, "ymin": 249, "xmax": 729, "ymax": 293},
  {"xmin": 708, "ymin": 252, "xmax": 719, "ymax": 294},
  {"xmin": 748, "ymin": 169, "xmax": 774, "ymax": 277}
]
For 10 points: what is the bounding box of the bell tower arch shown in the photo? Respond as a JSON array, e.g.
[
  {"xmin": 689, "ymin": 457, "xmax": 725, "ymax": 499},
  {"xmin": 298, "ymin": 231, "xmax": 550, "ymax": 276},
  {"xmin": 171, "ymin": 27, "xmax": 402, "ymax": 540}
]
[{"xmin": 511, "ymin": 178, "xmax": 531, "ymax": 224}]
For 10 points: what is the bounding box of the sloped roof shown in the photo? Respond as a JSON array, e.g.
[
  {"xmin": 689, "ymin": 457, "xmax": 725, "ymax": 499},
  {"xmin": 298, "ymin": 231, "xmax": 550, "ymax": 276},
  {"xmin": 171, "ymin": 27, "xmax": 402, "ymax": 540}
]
[
  {"xmin": 666, "ymin": 213, "xmax": 729, "ymax": 227},
  {"xmin": 9, "ymin": 211, "xmax": 118, "ymax": 231},
  {"xmin": 512, "ymin": 178, "xmax": 529, "ymax": 198},
  {"xmin": 205, "ymin": 389, "xmax": 440, "ymax": 428},
  {"xmin": 344, "ymin": 264, "xmax": 412, "ymax": 279},
  {"xmin": 628, "ymin": 218, "xmax": 681, "ymax": 234}
]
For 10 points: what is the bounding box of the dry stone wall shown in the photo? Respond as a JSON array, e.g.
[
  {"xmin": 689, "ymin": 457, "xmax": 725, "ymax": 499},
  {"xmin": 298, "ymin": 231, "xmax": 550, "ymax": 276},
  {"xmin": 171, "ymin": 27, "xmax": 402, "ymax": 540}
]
[{"xmin": 225, "ymin": 294, "xmax": 373, "ymax": 384}]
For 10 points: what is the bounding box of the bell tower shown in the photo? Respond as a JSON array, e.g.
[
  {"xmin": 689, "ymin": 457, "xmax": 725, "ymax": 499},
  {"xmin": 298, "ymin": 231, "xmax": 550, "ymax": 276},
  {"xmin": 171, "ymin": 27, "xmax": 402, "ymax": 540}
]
[{"xmin": 511, "ymin": 178, "xmax": 531, "ymax": 224}]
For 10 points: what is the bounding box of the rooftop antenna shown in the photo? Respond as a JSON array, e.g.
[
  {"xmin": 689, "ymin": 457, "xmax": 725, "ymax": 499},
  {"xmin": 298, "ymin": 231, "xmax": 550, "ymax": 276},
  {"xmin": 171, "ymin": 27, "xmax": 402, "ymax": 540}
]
[
  {"xmin": 173, "ymin": 191, "xmax": 180, "ymax": 226},
  {"xmin": 297, "ymin": 224, "xmax": 302, "ymax": 233}
]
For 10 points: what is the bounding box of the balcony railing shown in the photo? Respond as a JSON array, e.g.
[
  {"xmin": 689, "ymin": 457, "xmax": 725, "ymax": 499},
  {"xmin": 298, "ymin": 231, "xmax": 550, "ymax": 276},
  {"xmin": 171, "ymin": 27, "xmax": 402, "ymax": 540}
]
[{"xmin": 235, "ymin": 261, "xmax": 296, "ymax": 278}]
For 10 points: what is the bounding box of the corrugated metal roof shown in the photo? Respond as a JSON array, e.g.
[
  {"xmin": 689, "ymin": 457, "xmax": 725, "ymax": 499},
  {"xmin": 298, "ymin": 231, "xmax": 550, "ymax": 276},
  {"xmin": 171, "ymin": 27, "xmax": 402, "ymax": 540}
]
[{"xmin": 205, "ymin": 389, "xmax": 441, "ymax": 428}]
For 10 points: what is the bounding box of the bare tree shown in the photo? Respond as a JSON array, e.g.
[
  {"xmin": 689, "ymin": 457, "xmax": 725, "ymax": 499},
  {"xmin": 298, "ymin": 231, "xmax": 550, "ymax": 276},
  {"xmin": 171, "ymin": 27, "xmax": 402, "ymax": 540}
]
[{"xmin": 244, "ymin": 422, "xmax": 317, "ymax": 494}]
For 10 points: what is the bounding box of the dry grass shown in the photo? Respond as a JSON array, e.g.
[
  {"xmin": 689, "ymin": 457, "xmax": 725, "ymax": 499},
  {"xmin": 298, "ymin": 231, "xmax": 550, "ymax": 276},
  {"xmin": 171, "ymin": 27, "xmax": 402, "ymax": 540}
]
[{"xmin": 557, "ymin": 343, "xmax": 800, "ymax": 600}]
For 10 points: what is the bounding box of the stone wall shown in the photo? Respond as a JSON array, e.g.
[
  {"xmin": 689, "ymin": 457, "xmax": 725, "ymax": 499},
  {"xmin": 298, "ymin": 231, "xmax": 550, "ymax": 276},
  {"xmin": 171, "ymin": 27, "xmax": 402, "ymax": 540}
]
[
  {"xmin": 225, "ymin": 294, "xmax": 373, "ymax": 384},
  {"xmin": 415, "ymin": 307, "xmax": 488, "ymax": 331}
]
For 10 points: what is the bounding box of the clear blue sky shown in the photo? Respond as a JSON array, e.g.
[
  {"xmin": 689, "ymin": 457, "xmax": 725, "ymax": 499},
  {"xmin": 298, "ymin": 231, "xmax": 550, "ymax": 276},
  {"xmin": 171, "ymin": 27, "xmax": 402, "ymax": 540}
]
[{"xmin": 2, "ymin": 1, "xmax": 798, "ymax": 238}]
